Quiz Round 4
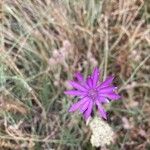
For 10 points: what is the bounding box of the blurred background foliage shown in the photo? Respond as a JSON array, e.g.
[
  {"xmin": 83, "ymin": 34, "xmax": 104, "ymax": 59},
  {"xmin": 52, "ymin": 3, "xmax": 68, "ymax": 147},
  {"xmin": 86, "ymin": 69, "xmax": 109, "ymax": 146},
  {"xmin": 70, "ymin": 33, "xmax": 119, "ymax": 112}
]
[{"xmin": 1, "ymin": 0, "xmax": 150, "ymax": 149}]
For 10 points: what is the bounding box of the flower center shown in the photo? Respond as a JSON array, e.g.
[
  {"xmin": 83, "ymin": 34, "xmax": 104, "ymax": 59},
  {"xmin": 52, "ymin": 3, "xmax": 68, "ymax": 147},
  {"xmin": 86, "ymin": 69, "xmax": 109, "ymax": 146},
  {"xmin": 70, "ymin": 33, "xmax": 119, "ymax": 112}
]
[{"xmin": 88, "ymin": 89, "xmax": 98, "ymax": 101}]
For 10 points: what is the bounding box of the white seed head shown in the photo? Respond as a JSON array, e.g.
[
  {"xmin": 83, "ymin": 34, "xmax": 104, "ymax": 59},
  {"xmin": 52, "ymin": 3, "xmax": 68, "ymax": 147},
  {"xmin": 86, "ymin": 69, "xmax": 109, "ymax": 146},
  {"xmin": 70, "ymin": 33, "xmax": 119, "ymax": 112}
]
[{"xmin": 89, "ymin": 117, "xmax": 114, "ymax": 147}]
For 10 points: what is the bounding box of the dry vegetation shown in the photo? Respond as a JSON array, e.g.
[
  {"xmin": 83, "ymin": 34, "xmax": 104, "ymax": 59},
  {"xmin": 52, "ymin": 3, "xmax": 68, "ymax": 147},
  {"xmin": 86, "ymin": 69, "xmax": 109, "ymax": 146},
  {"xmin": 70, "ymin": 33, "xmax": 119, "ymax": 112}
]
[{"xmin": 1, "ymin": 0, "xmax": 150, "ymax": 149}]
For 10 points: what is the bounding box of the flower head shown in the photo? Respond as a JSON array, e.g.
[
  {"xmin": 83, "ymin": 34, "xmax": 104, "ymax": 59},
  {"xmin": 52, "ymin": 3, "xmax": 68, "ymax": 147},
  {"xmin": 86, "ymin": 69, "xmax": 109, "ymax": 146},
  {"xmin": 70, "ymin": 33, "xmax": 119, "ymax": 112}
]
[
  {"xmin": 64, "ymin": 67, "xmax": 121, "ymax": 120},
  {"xmin": 89, "ymin": 117, "xmax": 115, "ymax": 147}
]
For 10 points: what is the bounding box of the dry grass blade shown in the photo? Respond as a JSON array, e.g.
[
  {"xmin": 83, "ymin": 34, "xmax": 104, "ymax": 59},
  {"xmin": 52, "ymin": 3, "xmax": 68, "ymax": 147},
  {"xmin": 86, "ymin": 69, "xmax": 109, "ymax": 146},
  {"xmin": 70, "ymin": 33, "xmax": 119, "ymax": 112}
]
[{"xmin": 0, "ymin": 97, "xmax": 28, "ymax": 115}]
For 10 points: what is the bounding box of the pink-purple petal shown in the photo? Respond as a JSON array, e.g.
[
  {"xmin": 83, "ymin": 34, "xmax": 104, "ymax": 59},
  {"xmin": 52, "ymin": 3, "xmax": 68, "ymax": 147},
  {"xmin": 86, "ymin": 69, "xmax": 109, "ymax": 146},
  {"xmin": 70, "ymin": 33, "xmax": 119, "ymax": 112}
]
[
  {"xmin": 99, "ymin": 76, "xmax": 114, "ymax": 88},
  {"xmin": 98, "ymin": 86, "xmax": 117, "ymax": 93},
  {"xmin": 84, "ymin": 82, "xmax": 90, "ymax": 89},
  {"xmin": 92, "ymin": 67, "xmax": 100, "ymax": 87},
  {"xmin": 80, "ymin": 100, "xmax": 90, "ymax": 113},
  {"xmin": 87, "ymin": 77, "xmax": 93, "ymax": 88},
  {"xmin": 83, "ymin": 101, "xmax": 93, "ymax": 120},
  {"xmin": 69, "ymin": 97, "xmax": 89, "ymax": 112},
  {"xmin": 96, "ymin": 100, "xmax": 107, "ymax": 119},
  {"xmin": 101, "ymin": 92, "xmax": 121, "ymax": 100},
  {"xmin": 98, "ymin": 106, "xmax": 107, "ymax": 119},
  {"xmin": 74, "ymin": 72, "xmax": 84, "ymax": 82},
  {"xmin": 98, "ymin": 96, "xmax": 109, "ymax": 103},
  {"xmin": 69, "ymin": 81, "xmax": 87, "ymax": 91}
]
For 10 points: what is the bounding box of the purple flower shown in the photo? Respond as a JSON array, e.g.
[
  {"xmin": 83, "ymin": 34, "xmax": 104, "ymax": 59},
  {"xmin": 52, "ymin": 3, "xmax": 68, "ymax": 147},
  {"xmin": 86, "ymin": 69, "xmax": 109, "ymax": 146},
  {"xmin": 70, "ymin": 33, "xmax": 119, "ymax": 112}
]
[{"xmin": 64, "ymin": 67, "xmax": 121, "ymax": 120}]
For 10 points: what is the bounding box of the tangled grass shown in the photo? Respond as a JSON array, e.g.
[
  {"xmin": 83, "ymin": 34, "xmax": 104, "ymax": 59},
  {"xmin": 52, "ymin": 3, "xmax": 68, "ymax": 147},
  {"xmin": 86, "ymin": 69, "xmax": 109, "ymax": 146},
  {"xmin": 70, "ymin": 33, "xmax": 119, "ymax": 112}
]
[{"xmin": 1, "ymin": 0, "xmax": 150, "ymax": 149}]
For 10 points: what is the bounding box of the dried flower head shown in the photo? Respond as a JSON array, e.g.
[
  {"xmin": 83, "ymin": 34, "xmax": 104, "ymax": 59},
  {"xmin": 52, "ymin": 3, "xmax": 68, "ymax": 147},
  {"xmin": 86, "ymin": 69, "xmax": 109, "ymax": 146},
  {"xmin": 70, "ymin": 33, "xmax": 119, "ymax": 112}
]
[
  {"xmin": 48, "ymin": 40, "xmax": 73, "ymax": 70},
  {"xmin": 64, "ymin": 67, "xmax": 121, "ymax": 120},
  {"xmin": 89, "ymin": 117, "xmax": 114, "ymax": 147}
]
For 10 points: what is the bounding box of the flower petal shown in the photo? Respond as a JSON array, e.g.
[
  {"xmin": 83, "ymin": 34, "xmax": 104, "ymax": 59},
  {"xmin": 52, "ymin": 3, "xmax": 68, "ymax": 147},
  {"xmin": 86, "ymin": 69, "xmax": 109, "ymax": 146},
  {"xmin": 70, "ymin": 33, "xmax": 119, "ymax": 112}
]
[
  {"xmin": 101, "ymin": 92, "xmax": 121, "ymax": 100},
  {"xmin": 74, "ymin": 72, "xmax": 84, "ymax": 82},
  {"xmin": 98, "ymin": 96, "xmax": 109, "ymax": 103},
  {"xmin": 83, "ymin": 101, "xmax": 93, "ymax": 120},
  {"xmin": 86, "ymin": 77, "xmax": 93, "ymax": 88},
  {"xmin": 98, "ymin": 86, "xmax": 117, "ymax": 93},
  {"xmin": 84, "ymin": 82, "xmax": 90, "ymax": 89},
  {"xmin": 96, "ymin": 100, "xmax": 107, "ymax": 119},
  {"xmin": 92, "ymin": 67, "xmax": 100, "ymax": 87},
  {"xmin": 99, "ymin": 76, "xmax": 114, "ymax": 88},
  {"xmin": 80, "ymin": 100, "xmax": 90, "ymax": 113},
  {"xmin": 69, "ymin": 97, "xmax": 89, "ymax": 112},
  {"xmin": 69, "ymin": 81, "xmax": 87, "ymax": 91},
  {"xmin": 64, "ymin": 90, "xmax": 86, "ymax": 96}
]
